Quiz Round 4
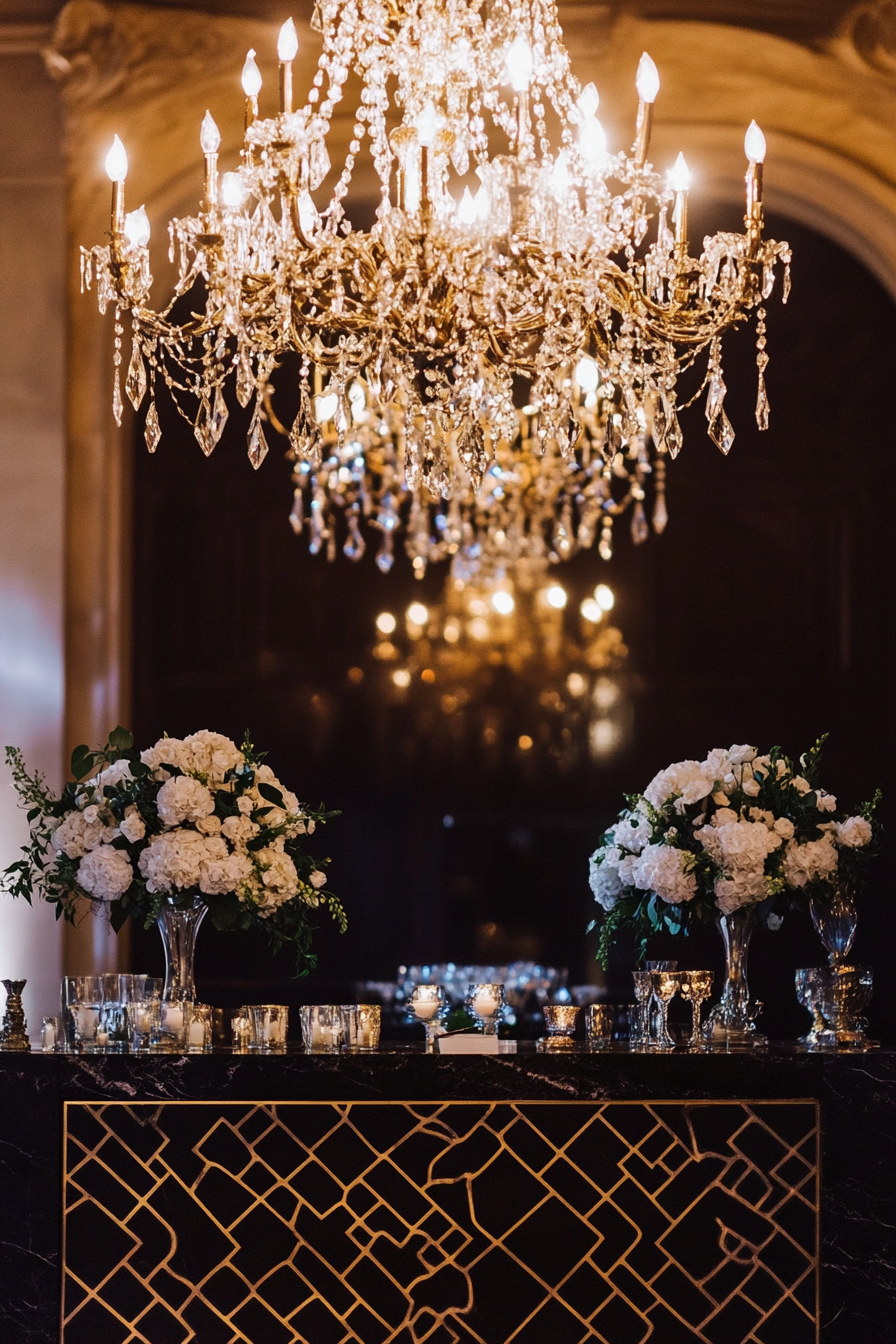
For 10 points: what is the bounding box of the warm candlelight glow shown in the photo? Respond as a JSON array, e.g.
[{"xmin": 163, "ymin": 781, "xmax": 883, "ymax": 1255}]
[
  {"xmin": 221, "ymin": 171, "xmax": 244, "ymax": 209},
  {"xmin": 458, "ymin": 186, "xmax": 477, "ymax": 225},
  {"xmin": 577, "ymin": 82, "xmax": 599, "ymax": 118},
  {"xmin": 123, "ymin": 205, "xmax": 150, "ymax": 247},
  {"xmin": 579, "ymin": 114, "xmax": 607, "ymax": 164},
  {"xmin": 241, "ymin": 48, "xmax": 262, "ymax": 98},
  {"xmin": 574, "ymin": 356, "xmax": 599, "ymax": 393},
  {"xmin": 277, "ymin": 17, "xmax": 298, "ymax": 62},
  {"xmin": 104, "ymin": 135, "xmax": 128, "ymax": 183},
  {"xmin": 200, "ymin": 110, "xmax": 221, "ymax": 155},
  {"xmin": 744, "ymin": 119, "xmax": 767, "ymax": 164},
  {"xmin": 492, "ymin": 590, "xmax": 514, "ymax": 615},
  {"xmin": 546, "ymin": 585, "xmax": 567, "ymax": 609},
  {"xmin": 415, "ymin": 102, "xmax": 438, "ymax": 148},
  {"xmin": 668, "ymin": 152, "xmax": 691, "ymax": 193},
  {"xmin": 636, "ymin": 52, "xmax": 660, "ymax": 104},
  {"xmin": 505, "ymin": 36, "xmax": 533, "ymax": 92}
]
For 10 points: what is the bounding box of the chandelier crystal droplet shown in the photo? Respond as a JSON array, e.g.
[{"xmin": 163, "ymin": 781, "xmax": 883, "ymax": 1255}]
[{"xmin": 81, "ymin": 0, "xmax": 791, "ymax": 516}]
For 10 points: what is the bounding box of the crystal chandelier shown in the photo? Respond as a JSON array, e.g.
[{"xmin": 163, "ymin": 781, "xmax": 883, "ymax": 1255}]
[
  {"xmin": 82, "ymin": 0, "xmax": 791, "ymax": 503},
  {"xmin": 367, "ymin": 567, "xmax": 632, "ymax": 767},
  {"xmin": 281, "ymin": 357, "xmax": 664, "ymax": 574}
]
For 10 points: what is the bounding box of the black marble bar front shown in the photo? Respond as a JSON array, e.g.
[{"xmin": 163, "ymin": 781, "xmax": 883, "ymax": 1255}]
[{"xmin": 2, "ymin": 1046, "xmax": 893, "ymax": 1343}]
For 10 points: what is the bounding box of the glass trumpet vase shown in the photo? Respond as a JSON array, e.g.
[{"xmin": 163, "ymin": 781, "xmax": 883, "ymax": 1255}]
[
  {"xmin": 810, "ymin": 885, "xmax": 857, "ymax": 966},
  {"xmin": 157, "ymin": 897, "xmax": 207, "ymax": 1006},
  {"xmin": 702, "ymin": 906, "xmax": 767, "ymax": 1048}
]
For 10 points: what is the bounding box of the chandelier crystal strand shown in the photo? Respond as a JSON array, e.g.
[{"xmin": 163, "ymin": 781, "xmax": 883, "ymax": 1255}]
[
  {"xmin": 81, "ymin": 0, "xmax": 791, "ymax": 505},
  {"xmin": 287, "ymin": 365, "xmax": 663, "ymax": 575}
]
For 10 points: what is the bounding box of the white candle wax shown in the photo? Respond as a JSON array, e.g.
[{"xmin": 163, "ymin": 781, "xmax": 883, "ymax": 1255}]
[
  {"xmin": 95, "ymin": 1029, "xmax": 109, "ymax": 1046},
  {"xmin": 472, "ymin": 993, "xmax": 499, "ymax": 1017},
  {"xmin": 164, "ymin": 1006, "xmax": 183, "ymax": 1032},
  {"xmin": 414, "ymin": 1000, "xmax": 439, "ymax": 1020},
  {"xmin": 43, "ymin": 1025, "xmax": 56, "ymax": 1051},
  {"xmin": 312, "ymin": 1024, "xmax": 336, "ymax": 1048},
  {"xmin": 188, "ymin": 1020, "xmax": 206, "ymax": 1046}
]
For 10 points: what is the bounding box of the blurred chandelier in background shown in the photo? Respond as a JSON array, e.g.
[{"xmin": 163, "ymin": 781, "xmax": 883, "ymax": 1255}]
[
  {"xmin": 83, "ymin": 0, "xmax": 791, "ymax": 518},
  {"xmin": 284, "ymin": 356, "xmax": 665, "ymax": 574},
  {"xmin": 365, "ymin": 568, "xmax": 632, "ymax": 769}
]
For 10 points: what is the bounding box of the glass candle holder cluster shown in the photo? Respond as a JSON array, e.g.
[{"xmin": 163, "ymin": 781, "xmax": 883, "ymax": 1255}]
[
  {"xmin": 539, "ymin": 1004, "xmax": 581, "ymax": 1050},
  {"xmin": 299, "ymin": 1004, "xmax": 382, "ymax": 1053}
]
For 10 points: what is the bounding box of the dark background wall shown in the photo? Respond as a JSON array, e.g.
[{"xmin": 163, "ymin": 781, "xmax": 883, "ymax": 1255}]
[{"xmin": 128, "ymin": 210, "xmax": 896, "ymax": 1042}]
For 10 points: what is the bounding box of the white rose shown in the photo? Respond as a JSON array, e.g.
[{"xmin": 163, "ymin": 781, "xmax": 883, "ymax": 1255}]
[
  {"xmin": 644, "ymin": 760, "xmax": 715, "ymax": 810},
  {"xmin": 816, "ymin": 791, "xmax": 837, "ymax": 814},
  {"xmin": 237, "ymin": 795, "xmax": 254, "ymax": 815},
  {"xmin": 221, "ymin": 814, "xmax": 258, "ymax": 846},
  {"xmin": 773, "ymin": 817, "xmax": 795, "ymax": 839},
  {"xmin": 93, "ymin": 759, "xmax": 134, "ymax": 792},
  {"xmin": 196, "ymin": 815, "xmax": 222, "ymax": 835},
  {"xmin": 156, "ymin": 775, "xmax": 216, "ymax": 827},
  {"xmin": 119, "ymin": 806, "xmax": 146, "ymax": 843},
  {"xmin": 748, "ymin": 808, "xmax": 775, "ymax": 827},
  {"xmin": 309, "ymin": 870, "xmax": 327, "ymax": 889},
  {"xmin": 834, "ymin": 816, "xmax": 872, "ymax": 849},
  {"xmin": 728, "ymin": 744, "xmax": 757, "ymax": 765},
  {"xmin": 77, "ymin": 845, "xmax": 133, "ymax": 900},
  {"xmin": 712, "ymin": 808, "xmax": 739, "ymax": 828},
  {"xmin": 82, "ymin": 804, "xmax": 100, "ymax": 825},
  {"xmin": 742, "ymin": 776, "xmax": 761, "ymax": 798},
  {"xmin": 791, "ymin": 776, "xmax": 811, "ymax": 795}
]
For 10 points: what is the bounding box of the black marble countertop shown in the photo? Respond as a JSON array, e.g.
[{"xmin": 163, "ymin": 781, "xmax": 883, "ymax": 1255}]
[{"xmin": 2, "ymin": 1046, "xmax": 894, "ymax": 1342}]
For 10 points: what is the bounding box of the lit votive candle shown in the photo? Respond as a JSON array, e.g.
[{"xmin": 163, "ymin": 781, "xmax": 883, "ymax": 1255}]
[
  {"xmin": 472, "ymin": 991, "xmax": 499, "ymax": 1017},
  {"xmin": 413, "ymin": 1000, "xmax": 440, "ymax": 1020},
  {"xmin": 188, "ymin": 1019, "xmax": 206, "ymax": 1047},
  {"xmin": 163, "ymin": 1006, "xmax": 183, "ymax": 1032},
  {"xmin": 95, "ymin": 1028, "xmax": 110, "ymax": 1047}
]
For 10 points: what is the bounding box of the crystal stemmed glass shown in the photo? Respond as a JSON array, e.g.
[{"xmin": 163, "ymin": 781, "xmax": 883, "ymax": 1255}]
[
  {"xmin": 650, "ymin": 971, "xmax": 681, "ymax": 1049},
  {"xmin": 632, "ymin": 972, "xmax": 654, "ymax": 1048},
  {"xmin": 466, "ymin": 983, "xmax": 505, "ymax": 1035},
  {"xmin": 408, "ymin": 985, "xmax": 447, "ymax": 1053},
  {"xmin": 680, "ymin": 971, "xmax": 714, "ymax": 1049},
  {"xmin": 810, "ymin": 885, "xmax": 858, "ymax": 966}
]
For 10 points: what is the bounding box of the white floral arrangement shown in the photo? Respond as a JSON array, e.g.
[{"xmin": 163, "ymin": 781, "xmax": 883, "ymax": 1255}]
[
  {"xmin": 3, "ymin": 727, "xmax": 345, "ymax": 972},
  {"xmin": 588, "ymin": 736, "xmax": 879, "ymax": 965}
]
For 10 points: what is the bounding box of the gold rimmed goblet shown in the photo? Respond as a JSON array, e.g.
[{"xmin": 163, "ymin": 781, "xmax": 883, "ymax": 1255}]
[
  {"xmin": 650, "ymin": 971, "xmax": 681, "ymax": 1050},
  {"xmin": 680, "ymin": 971, "xmax": 714, "ymax": 1049}
]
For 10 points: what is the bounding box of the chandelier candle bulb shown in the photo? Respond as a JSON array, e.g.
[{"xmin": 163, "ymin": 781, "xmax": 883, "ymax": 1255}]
[
  {"xmin": 200, "ymin": 111, "xmax": 221, "ymax": 212},
  {"xmin": 669, "ymin": 152, "xmax": 690, "ymax": 248},
  {"xmin": 241, "ymin": 48, "xmax": 261, "ymax": 128},
  {"xmin": 277, "ymin": 18, "xmax": 298, "ymax": 115},
  {"xmin": 744, "ymin": 120, "xmax": 766, "ymax": 243},
  {"xmin": 633, "ymin": 52, "xmax": 660, "ymax": 166},
  {"xmin": 105, "ymin": 135, "xmax": 128, "ymax": 235}
]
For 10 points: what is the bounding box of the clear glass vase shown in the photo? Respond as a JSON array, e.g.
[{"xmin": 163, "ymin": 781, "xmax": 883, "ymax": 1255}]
[
  {"xmin": 702, "ymin": 905, "xmax": 767, "ymax": 1048},
  {"xmin": 157, "ymin": 898, "xmax": 207, "ymax": 1004},
  {"xmin": 810, "ymin": 885, "xmax": 857, "ymax": 966}
]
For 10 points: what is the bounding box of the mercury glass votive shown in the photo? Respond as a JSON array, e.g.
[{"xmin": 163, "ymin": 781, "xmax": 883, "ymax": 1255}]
[
  {"xmin": 299, "ymin": 1004, "xmax": 342, "ymax": 1053},
  {"xmin": 342, "ymin": 1004, "xmax": 382, "ymax": 1050},
  {"xmin": 407, "ymin": 985, "xmax": 447, "ymax": 1053},
  {"xmin": 541, "ymin": 1004, "xmax": 581, "ymax": 1050},
  {"xmin": 466, "ymin": 983, "xmax": 505, "ymax": 1035},
  {"xmin": 231, "ymin": 1009, "xmax": 252, "ymax": 1051}
]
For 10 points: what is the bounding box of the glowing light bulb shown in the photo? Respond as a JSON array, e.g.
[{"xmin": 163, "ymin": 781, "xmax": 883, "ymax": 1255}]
[
  {"xmin": 474, "ymin": 185, "xmax": 490, "ymax": 221},
  {"xmin": 123, "ymin": 205, "xmax": 150, "ymax": 247},
  {"xmin": 415, "ymin": 102, "xmax": 438, "ymax": 147},
  {"xmin": 668, "ymin": 152, "xmax": 691, "ymax": 193},
  {"xmin": 506, "ymin": 36, "xmax": 533, "ymax": 92},
  {"xmin": 550, "ymin": 151, "xmax": 570, "ymax": 193},
  {"xmin": 546, "ymin": 584, "xmax": 567, "ymax": 609},
  {"xmin": 577, "ymin": 82, "xmax": 599, "ymax": 119},
  {"xmin": 574, "ymin": 356, "xmax": 599, "ymax": 393},
  {"xmin": 595, "ymin": 583, "xmax": 615, "ymax": 611},
  {"xmin": 407, "ymin": 602, "xmax": 429, "ymax": 626},
  {"xmin": 221, "ymin": 172, "xmax": 244, "ymax": 208},
  {"xmin": 458, "ymin": 187, "xmax": 477, "ymax": 225},
  {"xmin": 242, "ymin": 48, "xmax": 262, "ymax": 98},
  {"xmin": 313, "ymin": 391, "xmax": 338, "ymax": 423},
  {"xmin": 200, "ymin": 110, "xmax": 221, "ymax": 155},
  {"xmin": 579, "ymin": 116, "xmax": 607, "ymax": 164},
  {"xmin": 636, "ymin": 52, "xmax": 660, "ymax": 104},
  {"xmin": 392, "ymin": 668, "xmax": 411, "ymax": 689},
  {"xmin": 492, "ymin": 590, "xmax": 514, "ymax": 615},
  {"xmin": 744, "ymin": 119, "xmax": 767, "ymax": 164},
  {"xmin": 580, "ymin": 597, "xmax": 602, "ymax": 622},
  {"xmin": 277, "ymin": 17, "xmax": 298, "ymax": 62},
  {"xmin": 105, "ymin": 135, "xmax": 128, "ymax": 183},
  {"xmin": 376, "ymin": 611, "xmax": 397, "ymax": 635},
  {"xmin": 567, "ymin": 672, "xmax": 587, "ymax": 697}
]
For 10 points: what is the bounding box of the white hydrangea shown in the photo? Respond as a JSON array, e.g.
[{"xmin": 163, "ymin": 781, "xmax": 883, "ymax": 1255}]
[
  {"xmin": 612, "ymin": 811, "xmax": 652, "ymax": 854},
  {"xmin": 181, "ymin": 730, "xmax": 243, "ymax": 784},
  {"xmin": 77, "ymin": 845, "xmax": 134, "ymax": 900},
  {"xmin": 139, "ymin": 829, "xmax": 214, "ymax": 893},
  {"xmin": 773, "ymin": 816, "xmax": 795, "ymax": 839},
  {"xmin": 309, "ymin": 870, "xmax": 328, "ymax": 889},
  {"xmin": 834, "ymin": 816, "xmax": 873, "ymax": 849},
  {"xmin": 589, "ymin": 850, "xmax": 623, "ymax": 912},
  {"xmin": 156, "ymin": 775, "xmax": 216, "ymax": 827},
  {"xmin": 92, "ymin": 759, "xmax": 134, "ymax": 793},
  {"xmin": 51, "ymin": 810, "xmax": 110, "ymax": 859},
  {"xmin": 715, "ymin": 870, "xmax": 769, "ymax": 915},
  {"xmin": 199, "ymin": 851, "xmax": 254, "ymax": 896},
  {"xmin": 631, "ymin": 843, "xmax": 697, "ymax": 905},
  {"xmin": 781, "ymin": 836, "xmax": 839, "ymax": 888},
  {"xmin": 221, "ymin": 813, "xmax": 259, "ymax": 847},
  {"xmin": 243, "ymin": 848, "xmax": 300, "ymax": 917}
]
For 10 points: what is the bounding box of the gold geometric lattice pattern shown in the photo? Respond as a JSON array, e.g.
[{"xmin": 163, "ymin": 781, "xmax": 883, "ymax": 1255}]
[{"xmin": 63, "ymin": 1099, "xmax": 818, "ymax": 1344}]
